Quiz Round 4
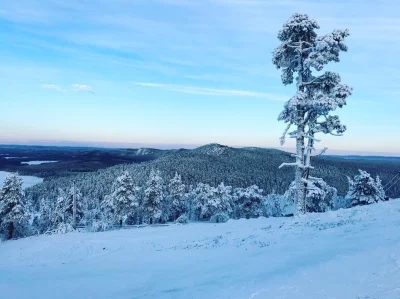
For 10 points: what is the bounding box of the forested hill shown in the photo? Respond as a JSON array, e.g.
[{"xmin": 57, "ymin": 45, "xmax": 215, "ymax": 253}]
[{"xmin": 26, "ymin": 143, "xmax": 400, "ymax": 203}]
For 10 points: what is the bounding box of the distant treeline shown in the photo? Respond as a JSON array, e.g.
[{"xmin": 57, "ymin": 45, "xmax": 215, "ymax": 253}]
[{"xmin": 25, "ymin": 144, "xmax": 400, "ymax": 206}]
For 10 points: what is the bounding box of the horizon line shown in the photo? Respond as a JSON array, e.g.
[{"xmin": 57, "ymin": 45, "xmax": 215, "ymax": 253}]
[{"xmin": 0, "ymin": 141, "xmax": 399, "ymax": 158}]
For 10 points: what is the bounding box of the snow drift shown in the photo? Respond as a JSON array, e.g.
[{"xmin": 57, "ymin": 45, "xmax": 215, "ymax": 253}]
[{"xmin": 1, "ymin": 200, "xmax": 400, "ymax": 299}]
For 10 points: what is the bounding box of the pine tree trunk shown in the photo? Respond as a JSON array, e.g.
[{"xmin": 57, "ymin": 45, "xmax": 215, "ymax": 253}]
[
  {"xmin": 295, "ymin": 40, "xmax": 307, "ymax": 214},
  {"xmin": 7, "ymin": 222, "xmax": 14, "ymax": 240},
  {"xmin": 295, "ymin": 123, "xmax": 306, "ymax": 214}
]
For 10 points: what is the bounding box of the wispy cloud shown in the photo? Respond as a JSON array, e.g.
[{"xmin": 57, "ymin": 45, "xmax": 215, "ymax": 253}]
[
  {"xmin": 41, "ymin": 84, "xmax": 94, "ymax": 93},
  {"xmin": 41, "ymin": 84, "xmax": 66, "ymax": 92},
  {"xmin": 133, "ymin": 82, "xmax": 286, "ymax": 100},
  {"xmin": 72, "ymin": 84, "xmax": 94, "ymax": 93}
]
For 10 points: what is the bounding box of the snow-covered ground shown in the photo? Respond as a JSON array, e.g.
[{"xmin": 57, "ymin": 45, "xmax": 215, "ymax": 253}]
[
  {"xmin": 1, "ymin": 201, "xmax": 400, "ymax": 299},
  {"xmin": 0, "ymin": 171, "xmax": 43, "ymax": 189},
  {"xmin": 21, "ymin": 160, "xmax": 58, "ymax": 165}
]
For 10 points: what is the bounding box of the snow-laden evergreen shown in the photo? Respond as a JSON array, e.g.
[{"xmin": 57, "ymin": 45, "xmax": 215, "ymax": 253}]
[
  {"xmin": 102, "ymin": 171, "xmax": 139, "ymax": 226},
  {"xmin": 143, "ymin": 169, "xmax": 165, "ymax": 224},
  {"xmin": 53, "ymin": 188, "xmax": 67, "ymax": 226},
  {"xmin": 285, "ymin": 177, "xmax": 337, "ymax": 213},
  {"xmin": 274, "ymin": 13, "xmax": 352, "ymax": 214},
  {"xmin": 0, "ymin": 173, "xmax": 29, "ymax": 239},
  {"xmin": 0, "ymin": 164, "xmax": 393, "ymax": 239},
  {"xmin": 188, "ymin": 183, "xmax": 215, "ymax": 221},
  {"xmin": 203, "ymin": 182, "xmax": 232, "ymax": 219},
  {"xmin": 168, "ymin": 172, "xmax": 185, "ymax": 220},
  {"xmin": 346, "ymin": 170, "xmax": 386, "ymax": 206},
  {"xmin": 233, "ymin": 185, "xmax": 264, "ymax": 219}
]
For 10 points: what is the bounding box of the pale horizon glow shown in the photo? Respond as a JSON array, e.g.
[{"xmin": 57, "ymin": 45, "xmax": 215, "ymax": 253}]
[{"xmin": 1, "ymin": 0, "xmax": 399, "ymax": 155}]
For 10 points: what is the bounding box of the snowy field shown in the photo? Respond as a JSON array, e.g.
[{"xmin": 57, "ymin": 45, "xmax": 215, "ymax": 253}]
[
  {"xmin": 1, "ymin": 201, "xmax": 400, "ymax": 299},
  {"xmin": 0, "ymin": 171, "xmax": 43, "ymax": 189},
  {"xmin": 21, "ymin": 160, "xmax": 58, "ymax": 165}
]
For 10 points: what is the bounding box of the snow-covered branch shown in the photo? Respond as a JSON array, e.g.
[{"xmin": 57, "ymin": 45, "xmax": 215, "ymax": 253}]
[
  {"xmin": 305, "ymin": 135, "xmax": 321, "ymax": 142},
  {"xmin": 280, "ymin": 123, "xmax": 291, "ymax": 145},
  {"xmin": 313, "ymin": 147, "xmax": 328, "ymax": 157},
  {"xmin": 279, "ymin": 162, "xmax": 300, "ymax": 169}
]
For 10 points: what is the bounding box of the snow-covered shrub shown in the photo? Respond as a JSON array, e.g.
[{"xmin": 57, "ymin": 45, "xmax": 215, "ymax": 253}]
[
  {"xmin": 262, "ymin": 193, "xmax": 294, "ymax": 217},
  {"xmin": 306, "ymin": 178, "xmax": 337, "ymax": 213},
  {"xmin": 233, "ymin": 185, "xmax": 264, "ymax": 219},
  {"xmin": 284, "ymin": 178, "xmax": 336, "ymax": 214},
  {"xmin": 175, "ymin": 214, "xmax": 189, "ymax": 224},
  {"xmin": 210, "ymin": 212, "xmax": 229, "ymax": 223},
  {"xmin": 346, "ymin": 170, "xmax": 386, "ymax": 206},
  {"xmin": 53, "ymin": 223, "xmax": 75, "ymax": 234},
  {"xmin": 90, "ymin": 220, "xmax": 109, "ymax": 232}
]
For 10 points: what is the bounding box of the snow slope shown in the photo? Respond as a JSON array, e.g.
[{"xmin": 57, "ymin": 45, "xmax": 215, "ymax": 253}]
[{"xmin": 1, "ymin": 201, "xmax": 400, "ymax": 299}]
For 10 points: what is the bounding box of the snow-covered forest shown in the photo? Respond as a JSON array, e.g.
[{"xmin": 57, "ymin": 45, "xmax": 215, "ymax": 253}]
[{"xmin": 0, "ymin": 160, "xmax": 390, "ymax": 240}]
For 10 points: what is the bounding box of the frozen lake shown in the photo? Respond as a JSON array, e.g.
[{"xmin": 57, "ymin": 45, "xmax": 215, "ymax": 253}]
[
  {"xmin": 21, "ymin": 160, "xmax": 58, "ymax": 165},
  {"xmin": 0, "ymin": 171, "xmax": 43, "ymax": 189}
]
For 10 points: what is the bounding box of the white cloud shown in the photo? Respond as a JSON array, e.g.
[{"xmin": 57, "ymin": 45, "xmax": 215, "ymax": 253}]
[
  {"xmin": 72, "ymin": 84, "xmax": 94, "ymax": 93},
  {"xmin": 133, "ymin": 82, "xmax": 286, "ymax": 100},
  {"xmin": 41, "ymin": 84, "xmax": 66, "ymax": 92},
  {"xmin": 41, "ymin": 84, "xmax": 94, "ymax": 93}
]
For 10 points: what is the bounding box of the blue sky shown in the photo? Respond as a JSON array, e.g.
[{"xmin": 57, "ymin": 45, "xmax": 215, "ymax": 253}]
[{"xmin": 0, "ymin": 0, "xmax": 399, "ymax": 154}]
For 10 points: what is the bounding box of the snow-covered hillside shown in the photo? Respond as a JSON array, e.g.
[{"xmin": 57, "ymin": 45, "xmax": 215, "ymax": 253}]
[{"xmin": 1, "ymin": 200, "xmax": 400, "ymax": 299}]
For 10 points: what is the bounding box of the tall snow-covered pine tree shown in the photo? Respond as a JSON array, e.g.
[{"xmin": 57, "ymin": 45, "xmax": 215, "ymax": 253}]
[{"xmin": 273, "ymin": 13, "xmax": 352, "ymax": 214}]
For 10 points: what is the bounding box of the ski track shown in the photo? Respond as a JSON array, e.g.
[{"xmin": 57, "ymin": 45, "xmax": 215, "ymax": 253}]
[{"xmin": 0, "ymin": 201, "xmax": 400, "ymax": 299}]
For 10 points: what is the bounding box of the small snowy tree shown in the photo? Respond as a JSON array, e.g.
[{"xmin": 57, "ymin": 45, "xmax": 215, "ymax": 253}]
[
  {"xmin": 202, "ymin": 183, "xmax": 232, "ymax": 220},
  {"xmin": 53, "ymin": 185, "xmax": 83, "ymax": 227},
  {"xmin": 306, "ymin": 177, "xmax": 337, "ymax": 212},
  {"xmin": 168, "ymin": 172, "xmax": 186, "ymax": 220},
  {"xmin": 375, "ymin": 176, "xmax": 386, "ymax": 201},
  {"xmin": 188, "ymin": 183, "xmax": 214, "ymax": 221},
  {"xmin": 234, "ymin": 185, "xmax": 264, "ymax": 219},
  {"xmin": 53, "ymin": 188, "xmax": 67, "ymax": 226},
  {"xmin": 103, "ymin": 171, "xmax": 139, "ymax": 227},
  {"xmin": 262, "ymin": 192, "xmax": 294, "ymax": 217},
  {"xmin": 143, "ymin": 169, "xmax": 164, "ymax": 224},
  {"xmin": 346, "ymin": 170, "xmax": 386, "ymax": 206},
  {"xmin": 274, "ymin": 13, "xmax": 352, "ymax": 214},
  {"xmin": 33, "ymin": 197, "xmax": 55, "ymax": 234},
  {"xmin": 0, "ymin": 174, "xmax": 29, "ymax": 239}
]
